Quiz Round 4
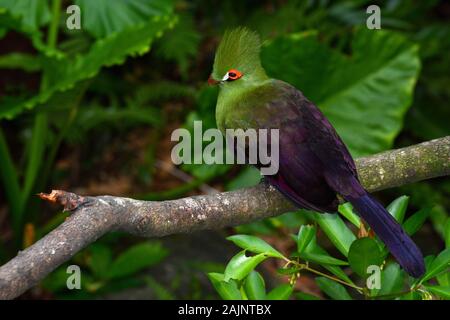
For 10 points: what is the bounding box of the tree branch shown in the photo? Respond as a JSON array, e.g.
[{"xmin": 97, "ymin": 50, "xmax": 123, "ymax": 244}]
[{"xmin": 0, "ymin": 136, "xmax": 449, "ymax": 299}]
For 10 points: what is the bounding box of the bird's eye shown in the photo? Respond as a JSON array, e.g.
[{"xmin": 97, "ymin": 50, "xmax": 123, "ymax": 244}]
[{"xmin": 225, "ymin": 69, "xmax": 242, "ymax": 81}]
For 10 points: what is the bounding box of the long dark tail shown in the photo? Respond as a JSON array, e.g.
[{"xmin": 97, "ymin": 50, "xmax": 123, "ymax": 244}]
[{"xmin": 346, "ymin": 193, "xmax": 425, "ymax": 278}]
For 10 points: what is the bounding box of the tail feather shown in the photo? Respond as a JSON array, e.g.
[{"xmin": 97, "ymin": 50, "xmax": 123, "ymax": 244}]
[{"xmin": 347, "ymin": 193, "xmax": 425, "ymax": 278}]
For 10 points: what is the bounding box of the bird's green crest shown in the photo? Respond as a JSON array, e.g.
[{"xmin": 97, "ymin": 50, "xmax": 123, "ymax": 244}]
[{"xmin": 212, "ymin": 27, "xmax": 267, "ymax": 81}]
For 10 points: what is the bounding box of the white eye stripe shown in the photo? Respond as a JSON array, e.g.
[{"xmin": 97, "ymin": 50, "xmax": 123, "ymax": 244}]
[{"xmin": 221, "ymin": 73, "xmax": 229, "ymax": 81}]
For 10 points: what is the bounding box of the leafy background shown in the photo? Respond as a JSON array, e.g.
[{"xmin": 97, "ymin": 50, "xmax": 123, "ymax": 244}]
[{"xmin": 0, "ymin": 0, "xmax": 448, "ymax": 299}]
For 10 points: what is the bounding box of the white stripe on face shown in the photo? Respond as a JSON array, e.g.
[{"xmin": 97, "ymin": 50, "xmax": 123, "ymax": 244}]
[{"xmin": 221, "ymin": 73, "xmax": 229, "ymax": 82}]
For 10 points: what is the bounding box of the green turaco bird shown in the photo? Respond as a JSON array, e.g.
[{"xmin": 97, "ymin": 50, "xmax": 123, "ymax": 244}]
[{"xmin": 208, "ymin": 27, "xmax": 425, "ymax": 277}]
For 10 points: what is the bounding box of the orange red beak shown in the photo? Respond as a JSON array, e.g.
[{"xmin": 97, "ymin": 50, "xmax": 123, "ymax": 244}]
[{"xmin": 208, "ymin": 75, "xmax": 219, "ymax": 86}]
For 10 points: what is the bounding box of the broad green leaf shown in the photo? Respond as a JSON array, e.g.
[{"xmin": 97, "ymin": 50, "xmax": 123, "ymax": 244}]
[
  {"xmin": 424, "ymin": 255, "xmax": 436, "ymax": 272},
  {"xmin": 423, "ymin": 285, "xmax": 450, "ymax": 300},
  {"xmin": 296, "ymin": 252, "xmax": 348, "ymax": 266},
  {"xmin": 226, "ymin": 235, "xmax": 284, "ymax": 258},
  {"xmin": 295, "ymin": 292, "xmax": 321, "ymax": 300},
  {"xmin": 266, "ymin": 284, "xmax": 293, "ymax": 300},
  {"xmin": 373, "ymin": 263, "xmax": 405, "ymax": 297},
  {"xmin": 262, "ymin": 28, "xmax": 420, "ymax": 157},
  {"xmin": 75, "ymin": 0, "xmax": 173, "ymax": 38},
  {"xmin": 348, "ymin": 237, "xmax": 384, "ymax": 278},
  {"xmin": 224, "ymin": 251, "xmax": 268, "ymax": 281},
  {"xmin": 0, "ymin": 15, "xmax": 176, "ymax": 120},
  {"xmin": 338, "ymin": 203, "xmax": 360, "ymax": 228},
  {"xmin": 387, "ymin": 196, "xmax": 409, "ymax": 223},
  {"xmin": 0, "ymin": 0, "xmax": 50, "ymax": 31},
  {"xmin": 308, "ymin": 212, "xmax": 356, "ymax": 257},
  {"xmin": 403, "ymin": 206, "xmax": 431, "ymax": 236},
  {"xmin": 244, "ymin": 271, "xmax": 266, "ymax": 300},
  {"xmin": 420, "ymin": 248, "xmax": 450, "ymax": 284},
  {"xmin": 296, "ymin": 225, "xmax": 315, "ymax": 253},
  {"xmin": 437, "ymin": 272, "xmax": 450, "ymax": 287},
  {"xmin": 316, "ymin": 277, "xmax": 352, "ymax": 300},
  {"xmin": 107, "ymin": 242, "xmax": 168, "ymax": 279},
  {"xmin": 208, "ymin": 273, "xmax": 242, "ymax": 300}
]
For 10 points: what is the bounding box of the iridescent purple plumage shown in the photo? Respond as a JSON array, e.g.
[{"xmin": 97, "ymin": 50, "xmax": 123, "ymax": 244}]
[{"xmin": 261, "ymin": 81, "xmax": 425, "ymax": 277}]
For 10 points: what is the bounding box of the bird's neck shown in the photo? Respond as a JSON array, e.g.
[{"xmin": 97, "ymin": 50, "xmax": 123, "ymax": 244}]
[{"xmin": 216, "ymin": 78, "xmax": 273, "ymax": 132}]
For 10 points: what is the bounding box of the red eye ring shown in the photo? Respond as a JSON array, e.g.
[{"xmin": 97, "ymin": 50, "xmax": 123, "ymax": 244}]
[{"xmin": 227, "ymin": 69, "xmax": 242, "ymax": 80}]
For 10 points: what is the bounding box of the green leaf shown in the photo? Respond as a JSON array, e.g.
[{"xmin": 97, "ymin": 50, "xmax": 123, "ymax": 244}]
[
  {"xmin": 262, "ymin": 28, "xmax": 420, "ymax": 157},
  {"xmin": 0, "ymin": 129, "xmax": 21, "ymax": 219},
  {"xmin": 403, "ymin": 206, "xmax": 431, "ymax": 236},
  {"xmin": 0, "ymin": 0, "xmax": 50, "ymax": 31},
  {"xmin": 424, "ymin": 255, "xmax": 436, "ymax": 272},
  {"xmin": 423, "ymin": 285, "xmax": 450, "ymax": 300},
  {"xmin": 244, "ymin": 271, "xmax": 266, "ymax": 300},
  {"xmin": 107, "ymin": 242, "xmax": 168, "ymax": 279},
  {"xmin": 266, "ymin": 284, "xmax": 293, "ymax": 300},
  {"xmin": 155, "ymin": 13, "xmax": 200, "ymax": 76},
  {"xmin": 41, "ymin": 264, "xmax": 80, "ymax": 293},
  {"xmin": 87, "ymin": 244, "xmax": 113, "ymax": 279},
  {"xmin": 19, "ymin": 114, "xmax": 47, "ymax": 230},
  {"xmin": 295, "ymin": 292, "xmax": 321, "ymax": 300},
  {"xmin": 296, "ymin": 225, "xmax": 315, "ymax": 253},
  {"xmin": 0, "ymin": 14, "xmax": 176, "ymax": 120},
  {"xmin": 429, "ymin": 205, "xmax": 448, "ymax": 240},
  {"xmin": 420, "ymin": 248, "xmax": 450, "ymax": 284},
  {"xmin": 226, "ymin": 166, "xmax": 261, "ymax": 191},
  {"xmin": 224, "ymin": 251, "xmax": 268, "ymax": 281},
  {"xmin": 400, "ymin": 291, "xmax": 422, "ymax": 300},
  {"xmin": 208, "ymin": 273, "xmax": 242, "ymax": 300},
  {"xmin": 296, "ymin": 251, "xmax": 348, "ymax": 266},
  {"xmin": 316, "ymin": 277, "xmax": 352, "ymax": 300},
  {"xmin": 0, "ymin": 52, "xmax": 41, "ymax": 71},
  {"xmin": 387, "ymin": 196, "xmax": 409, "ymax": 223},
  {"xmin": 277, "ymin": 267, "xmax": 301, "ymax": 275},
  {"xmin": 75, "ymin": 0, "xmax": 174, "ymax": 38},
  {"xmin": 373, "ymin": 263, "xmax": 405, "ymax": 297},
  {"xmin": 338, "ymin": 203, "xmax": 360, "ymax": 228},
  {"xmin": 303, "ymin": 231, "xmax": 354, "ymax": 285},
  {"xmin": 308, "ymin": 212, "xmax": 356, "ymax": 257},
  {"xmin": 437, "ymin": 272, "xmax": 450, "ymax": 287},
  {"xmin": 400, "ymin": 291, "xmax": 421, "ymax": 300},
  {"xmin": 144, "ymin": 276, "xmax": 175, "ymax": 300},
  {"xmin": 227, "ymin": 235, "xmax": 284, "ymax": 258},
  {"xmin": 74, "ymin": 104, "xmax": 162, "ymax": 133},
  {"xmin": 322, "ymin": 265, "xmax": 354, "ymax": 287},
  {"xmin": 348, "ymin": 237, "xmax": 384, "ymax": 278}
]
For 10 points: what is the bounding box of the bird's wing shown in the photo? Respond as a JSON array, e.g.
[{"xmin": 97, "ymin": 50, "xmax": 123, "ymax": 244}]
[
  {"xmin": 293, "ymin": 85, "xmax": 364, "ymax": 198},
  {"xmin": 255, "ymin": 81, "xmax": 344, "ymax": 212}
]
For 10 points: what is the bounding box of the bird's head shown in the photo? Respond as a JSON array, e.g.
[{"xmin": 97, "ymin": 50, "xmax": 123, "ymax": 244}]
[{"xmin": 208, "ymin": 27, "xmax": 268, "ymax": 88}]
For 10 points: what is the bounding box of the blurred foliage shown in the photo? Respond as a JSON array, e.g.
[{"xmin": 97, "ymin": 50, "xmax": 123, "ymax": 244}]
[
  {"xmin": 263, "ymin": 28, "xmax": 420, "ymax": 157},
  {"xmin": 0, "ymin": 0, "xmax": 448, "ymax": 299},
  {"xmin": 211, "ymin": 198, "xmax": 450, "ymax": 300}
]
